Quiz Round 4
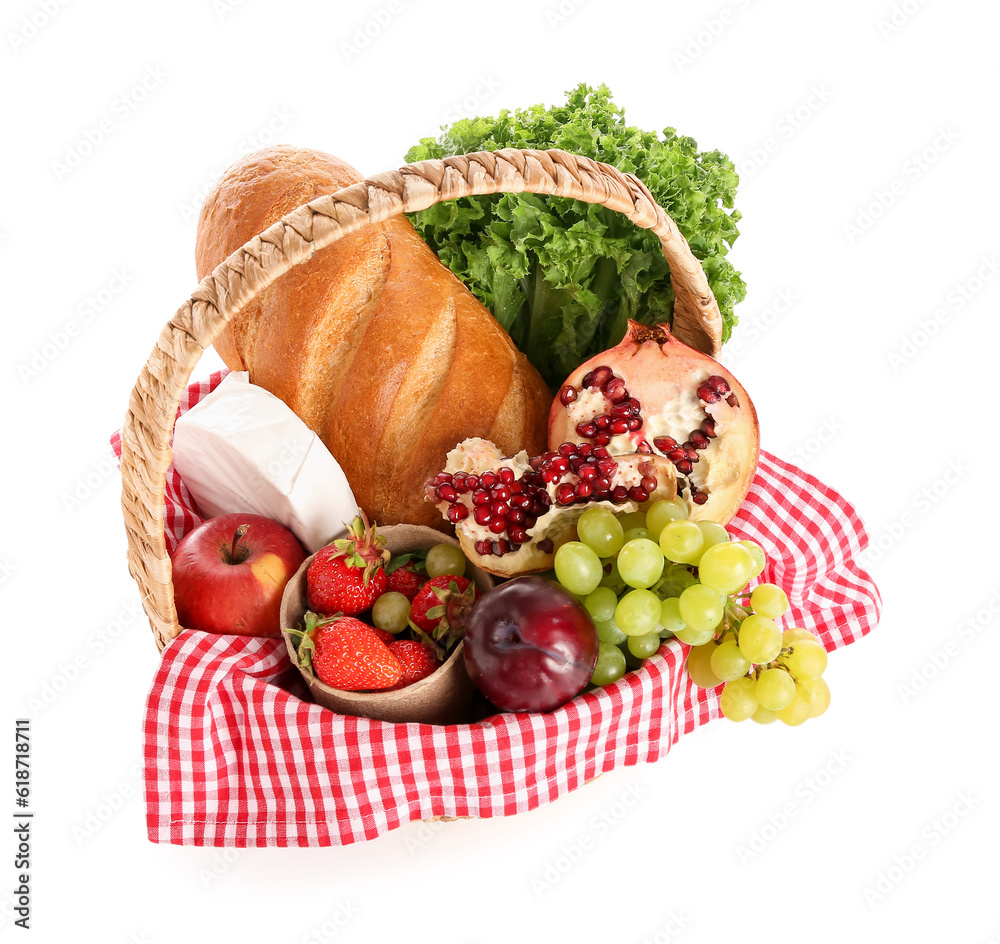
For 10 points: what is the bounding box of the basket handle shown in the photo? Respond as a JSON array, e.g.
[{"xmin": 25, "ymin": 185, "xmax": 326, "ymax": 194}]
[{"xmin": 121, "ymin": 147, "xmax": 724, "ymax": 649}]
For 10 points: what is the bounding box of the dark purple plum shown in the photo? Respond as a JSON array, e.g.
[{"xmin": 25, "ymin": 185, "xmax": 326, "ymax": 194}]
[{"xmin": 463, "ymin": 576, "xmax": 599, "ymax": 712}]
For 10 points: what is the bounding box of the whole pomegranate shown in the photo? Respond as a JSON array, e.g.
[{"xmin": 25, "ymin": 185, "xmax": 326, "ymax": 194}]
[
  {"xmin": 463, "ymin": 577, "xmax": 599, "ymax": 713},
  {"xmin": 426, "ymin": 438, "xmax": 677, "ymax": 577},
  {"xmin": 548, "ymin": 321, "xmax": 759, "ymax": 524}
]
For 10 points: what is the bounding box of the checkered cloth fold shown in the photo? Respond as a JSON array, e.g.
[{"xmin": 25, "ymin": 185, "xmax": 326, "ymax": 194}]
[{"xmin": 113, "ymin": 371, "xmax": 881, "ymax": 846}]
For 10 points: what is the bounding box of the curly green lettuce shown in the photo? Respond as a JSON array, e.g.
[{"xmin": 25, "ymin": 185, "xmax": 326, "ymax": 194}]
[{"xmin": 404, "ymin": 83, "xmax": 746, "ymax": 390}]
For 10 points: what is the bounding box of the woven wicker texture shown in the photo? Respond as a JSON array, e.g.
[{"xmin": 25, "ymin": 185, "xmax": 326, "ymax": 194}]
[{"xmin": 119, "ymin": 148, "xmax": 725, "ymax": 649}]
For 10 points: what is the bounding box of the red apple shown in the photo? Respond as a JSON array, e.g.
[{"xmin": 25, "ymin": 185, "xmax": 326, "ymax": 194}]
[{"xmin": 171, "ymin": 514, "xmax": 308, "ymax": 637}]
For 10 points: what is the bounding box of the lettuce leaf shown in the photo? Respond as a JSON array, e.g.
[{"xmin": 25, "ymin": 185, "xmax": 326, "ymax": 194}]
[{"xmin": 404, "ymin": 83, "xmax": 746, "ymax": 390}]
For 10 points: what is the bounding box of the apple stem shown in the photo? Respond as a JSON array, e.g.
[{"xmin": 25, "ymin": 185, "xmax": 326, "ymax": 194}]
[{"xmin": 230, "ymin": 524, "xmax": 250, "ymax": 564}]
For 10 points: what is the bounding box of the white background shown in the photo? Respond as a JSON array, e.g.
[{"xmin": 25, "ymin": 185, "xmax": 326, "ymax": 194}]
[{"xmin": 3, "ymin": 0, "xmax": 998, "ymax": 941}]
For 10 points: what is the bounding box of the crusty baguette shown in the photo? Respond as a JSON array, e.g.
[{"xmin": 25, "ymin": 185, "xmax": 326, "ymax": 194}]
[{"xmin": 195, "ymin": 146, "xmax": 552, "ymax": 531}]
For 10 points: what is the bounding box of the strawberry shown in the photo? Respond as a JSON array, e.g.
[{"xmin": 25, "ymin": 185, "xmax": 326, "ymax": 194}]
[
  {"xmin": 386, "ymin": 560, "xmax": 424, "ymax": 602},
  {"xmin": 292, "ymin": 613, "xmax": 402, "ymax": 691},
  {"xmin": 409, "ymin": 575, "xmax": 480, "ymax": 655},
  {"xmin": 306, "ymin": 513, "xmax": 390, "ymax": 616},
  {"xmin": 370, "ymin": 626, "xmax": 397, "ymax": 647},
  {"xmin": 384, "ymin": 640, "xmax": 439, "ymax": 690}
]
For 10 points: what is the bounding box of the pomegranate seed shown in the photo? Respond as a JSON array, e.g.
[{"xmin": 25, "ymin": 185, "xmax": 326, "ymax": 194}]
[
  {"xmin": 493, "ymin": 540, "xmax": 509, "ymax": 557},
  {"xmin": 593, "ymin": 432, "xmax": 612, "ymax": 446},
  {"xmin": 436, "ymin": 484, "xmax": 457, "ymax": 502},
  {"xmin": 480, "ymin": 472, "xmax": 497, "ymax": 488},
  {"xmin": 529, "ymin": 456, "xmax": 542, "ymax": 471},
  {"xmin": 453, "ymin": 472, "xmax": 468, "ymax": 490},
  {"xmin": 594, "ymin": 414, "xmax": 611, "ymax": 430},
  {"xmin": 511, "ymin": 494, "xmax": 531, "ymax": 510},
  {"xmin": 576, "ymin": 482, "xmax": 593, "ymax": 499},
  {"xmin": 594, "ymin": 477, "xmax": 611, "ymax": 492},
  {"xmin": 537, "ymin": 492, "xmax": 552, "ymax": 507},
  {"xmin": 576, "ymin": 422, "xmax": 597, "ymax": 438},
  {"xmin": 627, "ymin": 416, "xmax": 643, "ymax": 431},
  {"xmin": 475, "ymin": 540, "xmax": 492, "ymax": 557},
  {"xmin": 653, "ymin": 436, "xmax": 677, "ymax": 452},
  {"xmin": 508, "ymin": 527, "xmax": 528, "ymax": 544},
  {"xmin": 727, "ymin": 393, "xmax": 740, "ymax": 408},
  {"xmin": 559, "ymin": 385, "xmax": 578, "ymax": 405},
  {"xmin": 676, "ymin": 460, "xmax": 693, "ymax": 475},
  {"xmin": 556, "ymin": 483, "xmax": 577, "ymax": 505},
  {"xmin": 641, "ymin": 475, "xmax": 657, "ymax": 493},
  {"xmin": 489, "ymin": 518, "xmax": 507, "ymax": 534},
  {"xmin": 597, "ymin": 458, "xmax": 617, "ymax": 478},
  {"xmin": 707, "ymin": 376, "xmax": 731, "ymax": 396},
  {"xmin": 491, "ymin": 500, "xmax": 509, "ymax": 518},
  {"xmin": 492, "ymin": 486, "xmax": 512, "ymax": 503},
  {"xmin": 473, "ymin": 506, "xmax": 492, "ymax": 526},
  {"xmin": 594, "ymin": 446, "xmax": 612, "ymax": 459},
  {"xmin": 629, "ymin": 486, "xmax": 649, "ymax": 502},
  {"xmin": 583, "ymin": 365, "xmax": 613, "ymax": 388},
  {"xmin": 448, "ymin": 504, "xmax": 469, "ymax": 522},
  {"xmin": 627, "ymin": 398, "xmax": 641, "ymax": 412},
  {"xmin": 701, "ymin": 418, "xmax": 717, "ymax": 439},
  {"xmin": 569, "ymin": 456, "xmax": 585, "ymax": 472},
  {"xmin": 466, "ymin": 475, "xmax": 479, "ymax": 490},
  {"xmin": 697, "ymin": 383, "xmax": 721, "ymax": 404},
  {"xmin": 537, "ymin": 538, "xmax": 554, "ymax": 554},
  {"xmin": 433, "ymin": 472, "xmax": 453, "ymax": 486},
  {"xmin": 541, "ymin": 468, "xmax": 560, "ymax": 484},
  {"xmin": 692, "ymin": 491, "xmax": 709, "ymax": 506},
  {"xmin": 683, "ymin": 443, "xmax": 699, "ymax": 461},
  {"xmin": 577, "ymin": 442, "xmax": 594, "ymax": 457},
  {"xmin": 550, "ymin": 457, "xmax": 570, "ymax": 475},
  {"xmin": 507, "ymin": 508, "xmax": 525, "ymax": 525},
  {"xmin": 472, "ymin": 489, "xmax": 491, "ymax": 506},
  {"xmin": 610, "ymin": 402, "xmax": 632, "ymax": 419},
  {"xmin": 558, "ymin": 442, "xmax": 577, "ymax": 457},
  {"xmin": 666, "ymin": 448, "xmax": 688, "ymax": 463},
  {"xmin": 610, "ymin": 419, "xmax": 629, "ymax": 435},
  {"xmin": 523, "ymin": 515, "xmax": 537, "ymax": 529},
  {"xmin": 689, "ymin": 431, "xmax": 710, "ymax": 450},
  {"xmin": 604, "ymin": 377, "xmax": 628, "ymax": 403},
  {"xmin": 499, "ymin": 467, "xmax": 515, "ymax": 485},
  {"xmin": 637, "ymin": 441, "xmax": 653, "ymax": 454},
  {"xmin": 611, "ymin": 486, "xmax": 629, "ymax": 503},
  {"xmin": 578, "ymin": 465, "xmax": 597, "ymax": 482}
]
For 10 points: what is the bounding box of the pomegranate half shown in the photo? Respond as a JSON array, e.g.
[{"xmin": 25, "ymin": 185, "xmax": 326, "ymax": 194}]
[
  {"xmin": 426, "ymin": 437, "xmax": 677, "ymax": 577},
  {"xmin": 548, "ymin": 322, "xmax": 759, "ymax": 524}
]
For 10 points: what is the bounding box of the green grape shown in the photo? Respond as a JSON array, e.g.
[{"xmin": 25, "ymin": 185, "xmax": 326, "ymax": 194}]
[
  {"xmin": 616, "ymin": 589, "xmax": 663, "ymax": 636},
  {"xmin": 737, "ymin": 614, "xmax": 782, "ymax": 664},
  {"xmin": 696, "ymin": 542, "xmax": 755, "ymax": 594},
  {"xmin": 755, "ymin": 667, "xmax": 796, "ymax": 711},
  {"xmin": 617, "ymin": 538, "xmax": 665, "ymax": 589},
  {"xmin": 577, "ymin": 507, "xmax": 625, "ymax": 558},
  {"xmin": 686, "ymin": 642, "xmax": 723, "ymax": 688},
  {"xmin": 621, "ymin": 642, "xmax": 646, "ymax": 670},
  {"xmin": 659, "ymin": 520, "xmax": 705, "ymax": 564},
  {"xmin": 595, "ymin": 616, "xmax": 627, "ymax": 645},
  {"xmin": 627, "ymin": 633, "xmax": 661, "ymax": 659},
  {"xmin": 616, "ymin": 510, "xmax": 647, "ymax": 531},
  {"xmin": 599, "ymin": 558, "xmax": 627, "ymax": 594},
  {"xmin": 739, "ymin": 541, "xmax": 767, "ymax": 577},
  {"xmin": 371, "ymin": 592, "xmax": 411, "ymax": 633},
  {"xmin": 424, "ymin": 543, "xmax": 467, "ymax": 578},
  {"xmin": 783, "ymin": 640, "xmax": 828, "ymax": 680},
  {"xmin": 750, "ymin": 583, "xmax": 789, "ymax": 618},
  {"xmin": 678, "ymin": 584, "xmax": 724, "ymax": 633},
  {"xmin": 751, "ymin": 704, "xmax": 779, "ymax": 724},
  {"xmin": 800, "ymin": 677, "xmax": 831, "ymax": 718},
  {"xmin": 554, "ymin": 541, "xmax": 603, "ymax": 596},
  {"xmin": 623, "ymin": 527, "xmax": 653, "ymax": 543},
  {"xmin": 776, "ymin": 683, "xmax": 812, "ymax": 726},
  {"xmin": 675, "ymin": 625, "xmax": 716, "ymax": 645},
  {"xmin": 783, "ymin": 627, "xmax": 820, "ymax": 647},
  {"xmin": 585, "ymin": 586, "xmax": 619, "ymax": 623},
  {"xmin": 660, "ymin": 598, "xmax": 686, "ymax": 634},
  {"xmin": 710, "ymin": 639, "xmax": 751, "ymax": 682},
  {"xmin": 591, "ymin": 643, "xmax": 627, "ymax": 687},
  {"xmin": 696, "ymin": 520, "xmax": 730, "ymax": 553},
  {"xmin": 720, "ymin": 676, "xmax": 759, "ymax": 721},
  {"xmin": 645, "ymin": 498, "xmax": 689, "ymax": 539}
]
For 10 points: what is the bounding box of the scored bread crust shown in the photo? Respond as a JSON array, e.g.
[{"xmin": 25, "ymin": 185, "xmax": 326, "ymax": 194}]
[{"xmin": 195, "ymin": 146, "xmax": 551, "ymax": 531}]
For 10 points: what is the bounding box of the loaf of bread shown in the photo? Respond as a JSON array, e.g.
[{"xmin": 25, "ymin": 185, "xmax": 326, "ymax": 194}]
[{"xmin": 195, "ymin": 146, "xmax": 551, "ymax": 531}]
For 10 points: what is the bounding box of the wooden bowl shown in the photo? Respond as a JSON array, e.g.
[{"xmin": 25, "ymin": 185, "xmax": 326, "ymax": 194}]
[{"xmin": 280, "ymin": 524, "xmax": 494, "ymax": 724}]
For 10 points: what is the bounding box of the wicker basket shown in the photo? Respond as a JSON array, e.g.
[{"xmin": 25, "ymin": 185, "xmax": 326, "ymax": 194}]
[{"xmin": 119, "ymin": 148, "xmax": 724, "ymax": 650}]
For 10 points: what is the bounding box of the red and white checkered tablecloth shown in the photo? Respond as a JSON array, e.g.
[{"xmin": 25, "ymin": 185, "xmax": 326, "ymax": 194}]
[{"xmin": 113, "ymin": 370, "xmax": 881, "ymax": 847}]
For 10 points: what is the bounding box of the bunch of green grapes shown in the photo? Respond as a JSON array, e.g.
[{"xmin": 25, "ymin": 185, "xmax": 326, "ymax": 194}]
[{"xmin": 550, "ymin": 496, "xmax": 830, "ymax": 726}]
